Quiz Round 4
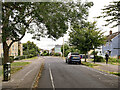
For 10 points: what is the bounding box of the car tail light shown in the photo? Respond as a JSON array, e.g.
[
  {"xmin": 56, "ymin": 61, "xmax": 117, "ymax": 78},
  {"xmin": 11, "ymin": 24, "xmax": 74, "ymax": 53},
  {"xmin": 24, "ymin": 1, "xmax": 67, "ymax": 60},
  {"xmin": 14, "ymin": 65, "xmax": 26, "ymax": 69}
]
[{"xmin": 79, "ymin": 55, "xmax": 81, "ymax": 59}]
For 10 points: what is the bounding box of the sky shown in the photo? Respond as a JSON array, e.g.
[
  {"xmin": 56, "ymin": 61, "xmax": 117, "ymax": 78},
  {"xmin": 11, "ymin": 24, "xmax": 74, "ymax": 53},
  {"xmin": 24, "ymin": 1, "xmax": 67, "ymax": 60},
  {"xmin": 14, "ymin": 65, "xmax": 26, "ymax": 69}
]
[{"xmin": 21, "ymin": 0, "xmax": 119, "ymax": 50}]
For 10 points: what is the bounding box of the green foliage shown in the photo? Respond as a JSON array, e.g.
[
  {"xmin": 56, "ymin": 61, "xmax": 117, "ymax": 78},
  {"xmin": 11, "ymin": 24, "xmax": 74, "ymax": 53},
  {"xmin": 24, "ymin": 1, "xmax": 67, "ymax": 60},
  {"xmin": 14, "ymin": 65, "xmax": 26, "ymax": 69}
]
[
  {"xmin": 9, "ymin": 56, "xmax": 14, "ymax": 63},
  {"xmin": 2, "ymin": 2, "xmax": 93, "ymax": 42},
  {"xmin": 11, "ymin": 62, "xmax": 30, "ymax": 74},
  {"xmin": 91, "ymin": 51, "xmax": 98, "ymax": 55},
  {"xmin": 61, "ymin": 43, "xmax": 81, "ymax": 57},
  {"xmin": 69, "ymin": 21, "xmax": 106, "ymax": 55},
  {"xmin": 82, "ymin": 61, "xmax": 100, "ymax": 68},
  {"xmin": 97, "ymin": 1, "xmax": 120, "ymax": 28},
  {"xmin": 2, "ymin": 2, "xmax": 94, "ymax": 63},
  {"xmin": 43, "ymin": 53, "xmax": 49, "ymax": 56},
  {"xmin": 23, "ymin": 41, "xmax": 40, "ymax": 56},
  {"xmin": 109, "ymin": 57, "xmax": 118, "ymax": 62},
  {"xmin": 54, "ymin": 53, "xmax": 61, "ymax": 56},
  {"xmin": 94, "ymin": 56, "xmax": 105, "ymax": 62}
]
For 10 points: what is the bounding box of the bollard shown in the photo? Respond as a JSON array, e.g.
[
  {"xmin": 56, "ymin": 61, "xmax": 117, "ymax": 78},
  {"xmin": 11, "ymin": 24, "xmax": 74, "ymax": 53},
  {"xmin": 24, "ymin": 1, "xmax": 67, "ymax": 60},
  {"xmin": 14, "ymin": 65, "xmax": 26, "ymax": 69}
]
[{"xmin": 3, "ymin": 62, "xmax": 11, "ymax": 81}]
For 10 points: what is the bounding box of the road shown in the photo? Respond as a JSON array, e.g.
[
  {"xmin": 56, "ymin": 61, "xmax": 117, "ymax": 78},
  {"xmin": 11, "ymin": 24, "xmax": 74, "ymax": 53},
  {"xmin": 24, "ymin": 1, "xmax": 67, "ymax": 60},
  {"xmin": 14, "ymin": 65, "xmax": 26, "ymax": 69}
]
[{"xmin": 37, "ymin": 56, "xmax": 118, "ymax": 89}]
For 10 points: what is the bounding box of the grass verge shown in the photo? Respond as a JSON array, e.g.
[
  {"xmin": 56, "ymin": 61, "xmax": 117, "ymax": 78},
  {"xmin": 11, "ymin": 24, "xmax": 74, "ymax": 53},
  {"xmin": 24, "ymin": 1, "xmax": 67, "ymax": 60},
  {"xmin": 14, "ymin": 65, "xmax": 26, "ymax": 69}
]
[
  {"xmin": 82, "ymin": 61, "xmax": 120, "ymax": 77},
  {"xmin": 23, "ymin": 57, "xmax": 38, "ymax": 60},
  {"xmin": 11, "ymin": 62, "xmax": 31, "ymax": 74},
  {"xmin": 33, "ymin": 63, "xmax": 44, "ymax": 88},
  {"xmin": 95, "ymin": 68, "xmax": 120, "ymax": 76},
  {"xmin": 82, "ymin": 61, "xmax": 100, "ymax": 68}
]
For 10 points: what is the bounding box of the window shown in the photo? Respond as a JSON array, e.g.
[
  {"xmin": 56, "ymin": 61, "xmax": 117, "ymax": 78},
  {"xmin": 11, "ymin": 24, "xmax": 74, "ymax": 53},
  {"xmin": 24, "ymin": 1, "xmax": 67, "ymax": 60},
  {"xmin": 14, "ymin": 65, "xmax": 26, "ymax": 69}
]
[{"xmin": 12, "ymin": 45, "xmax": 14, "ymax": 51}]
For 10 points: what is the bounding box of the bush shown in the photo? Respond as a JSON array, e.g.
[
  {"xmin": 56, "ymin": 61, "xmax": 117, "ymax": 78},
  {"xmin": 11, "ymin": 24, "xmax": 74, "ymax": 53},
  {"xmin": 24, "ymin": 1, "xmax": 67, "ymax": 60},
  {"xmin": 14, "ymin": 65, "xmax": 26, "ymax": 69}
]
[
  {"xmin": 109, "ymin": 58, "xmax": 118, "ymax": 62},
  {"xmin": 54, "ymin": 53, "xmax": 61, "ymax": 56},
  {"xmin": 27, "ymin": 54, "xmax": 34, "ymax": 58},
  {"xmin": 94, "ymin": 56, "xmax": 105, "ymax": 62},
  {"xmin": 14, "ymin": 55, "xmax": 27, "ymax": 60},
  {"xmin": 9, "ymin": 56, "xmax": 14, "ymax": 63},
  {"xmin": 43, "ymin": 53, "xmax": 49, "ymax": 56}
]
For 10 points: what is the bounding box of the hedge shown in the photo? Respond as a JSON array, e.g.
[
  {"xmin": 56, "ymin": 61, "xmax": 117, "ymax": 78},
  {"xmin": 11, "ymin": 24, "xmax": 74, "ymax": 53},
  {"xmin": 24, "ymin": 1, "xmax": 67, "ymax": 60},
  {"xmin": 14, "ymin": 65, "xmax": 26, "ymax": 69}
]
[{"xmin": 94, "ymin": 56, "xmax": 105, "ymax": 62}]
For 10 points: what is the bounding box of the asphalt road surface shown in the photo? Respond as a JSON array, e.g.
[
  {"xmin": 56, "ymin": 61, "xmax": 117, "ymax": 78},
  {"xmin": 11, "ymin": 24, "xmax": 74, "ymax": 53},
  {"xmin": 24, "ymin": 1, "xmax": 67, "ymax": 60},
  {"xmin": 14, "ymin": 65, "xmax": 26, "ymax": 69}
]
[{"xmin": 37, "ymin": 56, "xmax": 118, "ymax": 89}]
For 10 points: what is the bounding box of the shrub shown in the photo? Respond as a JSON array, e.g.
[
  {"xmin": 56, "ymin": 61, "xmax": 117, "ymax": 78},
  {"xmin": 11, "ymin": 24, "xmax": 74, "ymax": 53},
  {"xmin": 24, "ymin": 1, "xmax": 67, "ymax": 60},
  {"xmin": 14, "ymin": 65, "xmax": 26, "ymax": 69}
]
[
  {"xmin": 14, "ymin": 55, "xmax": 27, "ymax": 60},
  {"xmin": 9, "ymin": 56, "xmax": 14, "ymax": 63},
  {"xmin": 109, "ymin": 57, "xmax": 118, "ymax": 62},
  {"xmin": 94, "ymin": 56, "xmax": 105, "ymax": 62},
  {"xmin": 43, "ymin": 53, "xmax": 49, "ymax": 56},
  {"xmin": 54, "ymin": 53, "xmax": 61, "ymax": 56},
  {"xmin": 27, "ymin": 54, "xmax": 34, "ymax": 58}
]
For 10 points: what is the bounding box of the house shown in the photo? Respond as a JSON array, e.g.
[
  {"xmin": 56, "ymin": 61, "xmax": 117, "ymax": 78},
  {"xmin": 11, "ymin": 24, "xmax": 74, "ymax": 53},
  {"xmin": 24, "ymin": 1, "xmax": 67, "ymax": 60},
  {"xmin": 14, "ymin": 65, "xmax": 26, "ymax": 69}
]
[
  {"xmin": 0, "ymin": 39, "xmax": 23, "ymax": 57},
  {"xmin": 102, "ymin": 30, "xmax": 120, "ymax": 58},
  {"xmin": 54, "ymin": 45, "xmax": 62, "ymax": 55}
]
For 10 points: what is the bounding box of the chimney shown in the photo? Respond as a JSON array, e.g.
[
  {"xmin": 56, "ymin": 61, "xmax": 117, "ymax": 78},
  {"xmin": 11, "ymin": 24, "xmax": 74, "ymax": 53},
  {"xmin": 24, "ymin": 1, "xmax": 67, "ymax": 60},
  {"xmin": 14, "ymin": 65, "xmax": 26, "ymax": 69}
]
[{"xmin": 110, "ymin": 30, "xmax": 112, "ymax": 35}]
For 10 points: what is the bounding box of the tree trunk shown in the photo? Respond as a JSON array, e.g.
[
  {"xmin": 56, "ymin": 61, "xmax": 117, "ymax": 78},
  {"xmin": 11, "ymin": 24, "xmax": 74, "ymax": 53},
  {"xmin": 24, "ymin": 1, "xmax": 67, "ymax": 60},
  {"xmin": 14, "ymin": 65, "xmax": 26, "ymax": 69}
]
[
  {"xmin": 3, "ymin": 41, "xmax": 9, "ymax": 64},
  {"xmin": 85, "ymin": 53, "xmax": 87, "ymax": 62}
]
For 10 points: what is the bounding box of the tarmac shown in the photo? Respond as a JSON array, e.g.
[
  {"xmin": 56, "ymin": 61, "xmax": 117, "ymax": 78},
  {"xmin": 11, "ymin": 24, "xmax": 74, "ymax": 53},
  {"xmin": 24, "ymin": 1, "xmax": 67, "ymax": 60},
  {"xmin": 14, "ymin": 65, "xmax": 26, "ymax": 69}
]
[
  {"xmin": 0, "ymin": 57, "xmax": 119, "ymax": 89},
  {"xmin": 1, "ymin": 57, "xmax": 44, "ymax": 89}
]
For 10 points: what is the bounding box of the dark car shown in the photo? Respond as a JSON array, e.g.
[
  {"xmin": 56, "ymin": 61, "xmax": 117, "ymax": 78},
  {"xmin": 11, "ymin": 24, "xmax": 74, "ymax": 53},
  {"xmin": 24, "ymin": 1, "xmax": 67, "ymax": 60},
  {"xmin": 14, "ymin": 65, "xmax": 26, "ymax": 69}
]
[{"xmin": 66, "ymin": 52, "xmax": 81, "ymax": 64}]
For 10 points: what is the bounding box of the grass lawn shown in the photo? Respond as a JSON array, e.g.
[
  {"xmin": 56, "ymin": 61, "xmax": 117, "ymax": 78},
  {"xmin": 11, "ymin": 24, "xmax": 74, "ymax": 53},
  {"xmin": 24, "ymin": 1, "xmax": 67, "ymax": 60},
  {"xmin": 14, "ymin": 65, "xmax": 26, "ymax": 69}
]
[
  {"xmin": 110, "ymin": 72, "xmax": 120, "ymax": 76},
  {"xmin": 81, "ymin": 61, "xmax": 100, "ymax": 68},
  {"xmin": 23, "ymin": 57, "xmax": 38, "ymax": 60},
  {"xmin": 11, "ymin": 62, "xmax": 31, "ymax": 74}
]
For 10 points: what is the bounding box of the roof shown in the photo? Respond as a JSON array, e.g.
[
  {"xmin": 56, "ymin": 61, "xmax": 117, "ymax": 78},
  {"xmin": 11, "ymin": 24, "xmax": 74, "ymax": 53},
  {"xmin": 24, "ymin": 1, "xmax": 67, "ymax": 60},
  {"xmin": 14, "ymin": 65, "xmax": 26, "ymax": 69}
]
[{"xmin": 106, "ymin": 31, "xmax": 120, "ymax": 42}]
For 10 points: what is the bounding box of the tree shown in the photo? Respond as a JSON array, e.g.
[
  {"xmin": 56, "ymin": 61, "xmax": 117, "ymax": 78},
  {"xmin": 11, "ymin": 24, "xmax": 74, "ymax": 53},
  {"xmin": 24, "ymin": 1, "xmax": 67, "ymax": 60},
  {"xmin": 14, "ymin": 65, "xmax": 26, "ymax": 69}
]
[
  {"xmin": 69, "ymin": 22, "xmax": 106, "ymax": 62},
  {"xmin": 97, "ymin": 1, "xmax": 120, "ymax": 28},
  {"xmin": 61, "ymin": 43, "xmax": 81, "ymax": 57},
  {"xmin": 1, "ymin": 2, "xmax": 93, "ymax": 64},
  {"xmin": 23, "ymin": 41, "xmax": 40, "ymax": 56}
]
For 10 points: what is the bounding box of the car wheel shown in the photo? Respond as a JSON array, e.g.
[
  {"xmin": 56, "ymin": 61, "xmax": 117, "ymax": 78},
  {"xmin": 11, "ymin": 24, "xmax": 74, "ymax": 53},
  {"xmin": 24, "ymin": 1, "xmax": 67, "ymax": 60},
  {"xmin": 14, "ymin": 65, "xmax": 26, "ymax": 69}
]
[
  {"xmin": 79, "ymin": 61, "xmax": 81, "ymax": 64},
  {"xmin": 68, "ymin": 61, "xmax": 71, "ymax": 64}
]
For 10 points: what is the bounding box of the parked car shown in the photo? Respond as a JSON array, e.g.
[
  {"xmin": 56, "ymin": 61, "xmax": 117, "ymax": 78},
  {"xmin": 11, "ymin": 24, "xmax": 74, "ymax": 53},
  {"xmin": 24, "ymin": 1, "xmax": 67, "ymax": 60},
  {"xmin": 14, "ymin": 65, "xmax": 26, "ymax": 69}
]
[{"xmin": 66, "ymin": 52, "xmax": 81, "ymax": 64}]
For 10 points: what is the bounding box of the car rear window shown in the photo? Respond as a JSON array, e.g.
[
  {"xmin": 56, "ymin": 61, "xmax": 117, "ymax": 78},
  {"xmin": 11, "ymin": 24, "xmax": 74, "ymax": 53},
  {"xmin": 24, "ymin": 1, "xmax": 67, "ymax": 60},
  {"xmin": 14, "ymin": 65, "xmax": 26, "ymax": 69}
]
[{"xmin": 71, "ymin": 52, "xmax": 79, "ymax": 55}]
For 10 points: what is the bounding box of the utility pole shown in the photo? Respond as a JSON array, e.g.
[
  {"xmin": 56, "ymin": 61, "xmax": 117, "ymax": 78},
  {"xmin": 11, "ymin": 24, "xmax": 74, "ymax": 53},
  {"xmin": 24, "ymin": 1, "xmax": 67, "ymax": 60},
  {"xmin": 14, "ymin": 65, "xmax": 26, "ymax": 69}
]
[
  {"xmin": 93, "ymin": 46, "xmax": 95, "ymax": 63},
  {"xmin": 63, "ymin": 38, "xmax": 64, "ymax": 57}
]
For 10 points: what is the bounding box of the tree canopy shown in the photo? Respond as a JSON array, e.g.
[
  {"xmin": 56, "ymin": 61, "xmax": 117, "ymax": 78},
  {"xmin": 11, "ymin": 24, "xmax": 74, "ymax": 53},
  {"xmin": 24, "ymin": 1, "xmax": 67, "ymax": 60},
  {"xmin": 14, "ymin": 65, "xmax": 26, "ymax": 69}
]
[
  {"xmin": 69, "ymin": 22, "xmax": 106, "ymax": 61},
  {"xmin": 1, "ymin": 2, "xmax": 93, "ymax": 63},
  {"xmin": 61, "ymin": 43, "xmax": 81, "ymax": 57},
  {"xmin": 97, "ymin": 1, "xmax": 120, "ymax": 28},
  {"xmin": 23, "ymin": 41, "xmax": 40, "ymax": 56}
]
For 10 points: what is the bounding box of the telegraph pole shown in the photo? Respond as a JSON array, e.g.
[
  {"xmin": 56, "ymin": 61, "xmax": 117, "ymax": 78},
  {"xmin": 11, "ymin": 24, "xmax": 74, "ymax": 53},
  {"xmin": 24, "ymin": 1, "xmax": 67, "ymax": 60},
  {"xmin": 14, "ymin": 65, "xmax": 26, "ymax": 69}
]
[{"xmin": 63, "ymin": 38, "xmax": 64, "ymax": 57}]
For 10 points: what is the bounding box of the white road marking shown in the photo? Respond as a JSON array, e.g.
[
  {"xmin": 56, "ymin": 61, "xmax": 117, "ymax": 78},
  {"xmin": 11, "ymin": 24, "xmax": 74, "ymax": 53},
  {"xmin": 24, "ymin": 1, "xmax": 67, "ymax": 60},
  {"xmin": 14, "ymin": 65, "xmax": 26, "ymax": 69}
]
[{"xmin": 49, "ymin": 64, "xmax": 55, "ymax": 90}]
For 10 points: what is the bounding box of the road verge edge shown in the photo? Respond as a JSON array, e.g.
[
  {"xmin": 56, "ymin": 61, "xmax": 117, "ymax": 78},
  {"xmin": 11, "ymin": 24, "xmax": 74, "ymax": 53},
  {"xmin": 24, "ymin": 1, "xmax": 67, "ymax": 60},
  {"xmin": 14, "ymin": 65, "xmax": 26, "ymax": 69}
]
[{"xmin": 31, "ymin": 62, "xmax": 44, "ymax": 88}]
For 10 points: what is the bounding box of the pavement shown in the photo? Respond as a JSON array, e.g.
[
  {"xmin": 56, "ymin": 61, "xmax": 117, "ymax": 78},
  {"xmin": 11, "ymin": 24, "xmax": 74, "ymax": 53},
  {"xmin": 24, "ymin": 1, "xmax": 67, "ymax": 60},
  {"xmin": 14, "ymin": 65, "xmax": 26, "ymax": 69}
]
[
  {"xmin": 37, "ymin": 57, "xmax": 118, "ymax": 89},
  {"xmin": 81, "ymin": 59, "xmax": 119, "ymax": 73},
  {"xmin": 2, "ymin": 57, "xmax": 44, "ymax": 89}
]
